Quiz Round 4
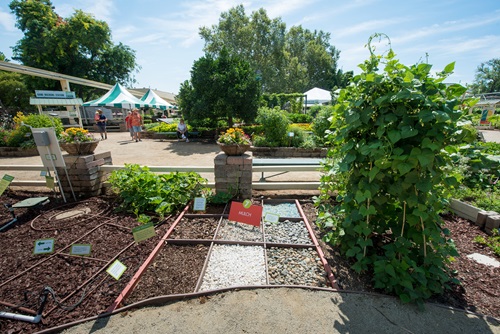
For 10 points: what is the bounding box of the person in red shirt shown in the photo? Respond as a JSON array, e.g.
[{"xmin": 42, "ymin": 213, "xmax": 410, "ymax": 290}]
[
  {"xmin": 130, "ymin": 109, "xmax": 143, "ymax": 142},
  {"xmin": 124, "ymin": 111, "xmax": 133, "ymax": 140}
]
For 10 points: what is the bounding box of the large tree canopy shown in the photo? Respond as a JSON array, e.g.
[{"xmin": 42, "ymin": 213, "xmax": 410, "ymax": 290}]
[
  {"xmin": 178, "ymin": 48, "xmax": 260, "ymax": 127},
  {"xmin": 8, "ymin": 0, "xmax": 138, "ymax": 100},
  {"xmin": 470, "ymin": 58, "xmax": 500, "ymax": 94},
  {"xmin": 199, "ymin": 5, "xmax": 348, "ymax": 94}
]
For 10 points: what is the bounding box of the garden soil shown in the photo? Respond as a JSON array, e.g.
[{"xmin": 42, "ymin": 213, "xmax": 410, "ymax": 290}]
[{"xmin": 2, "ymin": 131, "xmax": 500, "ymax": 334}]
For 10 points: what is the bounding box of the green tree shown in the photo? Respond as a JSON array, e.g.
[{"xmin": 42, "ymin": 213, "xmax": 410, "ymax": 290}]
[
  {"xmin": 8, "ymin": 0, "xmax": 138, "ymax": 101},
  {"xmin": 470, "ymin": 58, "xmax": 500, "ymax": 94},
  {"xmin": 0, "ymin": 71, "xmax": 32, "ymax": 112},
  {"xmin": 199, "ymin": 5, "xmax": 345, "ymax": 93},
  {"xmin": 178, "ymin": 48, "xmax": 260, "ymax": 127}
]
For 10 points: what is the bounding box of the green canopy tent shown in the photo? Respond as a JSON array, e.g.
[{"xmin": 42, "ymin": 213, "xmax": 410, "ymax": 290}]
[{"xmin": 139, "ymin": 89, "xmax": 174, "ymax": 110}]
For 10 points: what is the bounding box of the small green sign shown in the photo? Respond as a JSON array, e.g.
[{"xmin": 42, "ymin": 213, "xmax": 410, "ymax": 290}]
[
  {"xmin": 106, "ymin": 260, "xmax": 127, "ymax": 280},
  {"xmin": 193, "ymin": 197, "xmax": 207, "ymax": 211},
  {"xmin": 45, "ymin": 176, "xmax": 55, "ymax": 190},
  {"xmin": 132, "ymin": 223, "xmax": 156, "ymax": 243},
  {"xmin": 243, "ymin": 199, "xmax": 252, "ymax": 209},
  {"xmin": 0, "ymin": 174, "xmax": 14, "ymax": 196}
]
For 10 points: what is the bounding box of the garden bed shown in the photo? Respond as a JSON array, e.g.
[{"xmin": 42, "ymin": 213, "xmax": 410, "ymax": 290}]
[{"xmin": 0, "ymin": 191, "xmax": 498, "ymax": 333}]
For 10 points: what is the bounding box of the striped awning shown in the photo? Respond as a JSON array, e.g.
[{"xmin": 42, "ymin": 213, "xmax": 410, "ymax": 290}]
[
  {"xmin": 140, "ymin": 89, "xmax": 173, "ymax": 110},
  {"xmin": 30, "ymin": 97, "xmax": 83, "ymax": 106},
  {"xmin": 83, "ymin": 83, "xmax": 145, "ymax": 108}
]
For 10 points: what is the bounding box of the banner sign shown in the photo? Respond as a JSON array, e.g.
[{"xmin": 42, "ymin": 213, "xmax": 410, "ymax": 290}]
[
  {"xmin": 35, "ymin": 90, "xmax": 76, "ymax": 99},
  {"xmin": 228, "ymin": 201, "xmax": 263, "ymax": 227}
]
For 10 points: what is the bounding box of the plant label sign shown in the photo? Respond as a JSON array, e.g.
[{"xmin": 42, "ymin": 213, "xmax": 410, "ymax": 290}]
[
  {"xmin": 193, "ymin": 197, "xmax": 207, "ymax": 211},
  {"xmin": 132, "ymin": 223, "xmax": 156, "ymax": 243},
  {"xmin": 33, "ymin": 238, "xmax": 55, "ymax": 255},
  {"xmin": 0, "ymin": 174, "xmax": 14, "ymax": 196},
  {"xmin": 264, "ymin": 213, "xmax": 280, "ymax": 223},
  {"xmin": 106, "ymin": 260, "xmax": 127, "ymax": 280},
  {"xmin": 228, "ymin": 201, "xmax": 262, "ymax": 227},
  {"xmin": 70, "ymin": 244, "xmax": 92, "ymax": 256}
]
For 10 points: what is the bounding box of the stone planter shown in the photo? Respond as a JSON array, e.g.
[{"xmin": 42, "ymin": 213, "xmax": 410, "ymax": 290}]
[
  {"xmin": 59, "ymin": 141, "xmax": 99, "ymax": 155},
  {"xmin": 217, "ymin": 143, "xmax": 251, "ymax": 156}
]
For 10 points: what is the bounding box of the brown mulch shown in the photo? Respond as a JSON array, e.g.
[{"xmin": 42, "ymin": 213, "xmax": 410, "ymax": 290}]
[{"xmin": 0, "ymin": 191, "xmax": 498, "ymax": 334}]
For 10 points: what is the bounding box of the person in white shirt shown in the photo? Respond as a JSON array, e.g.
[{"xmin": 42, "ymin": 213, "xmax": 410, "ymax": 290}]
[{"xmin": 176, "ymin": 119, "xmax": 189, "ymax": 142}]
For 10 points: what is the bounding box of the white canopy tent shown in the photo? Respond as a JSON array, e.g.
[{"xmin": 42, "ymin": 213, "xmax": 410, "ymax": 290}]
[
  {"xmin": 83, "ymin": 83, "xmax": 145, "ymax": 109},
  {"xmin": 140, "ymin": 89, "xmax": 174, "ymax": 110},
  {"xmin": 304, "ymin": 87, "xmax": 332, "ymax": 106}
]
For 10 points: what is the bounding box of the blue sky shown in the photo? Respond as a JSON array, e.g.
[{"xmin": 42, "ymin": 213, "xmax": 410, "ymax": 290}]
[{"xmin": 1, "ymin": 0, "xmax": 499, "ymax": 94}]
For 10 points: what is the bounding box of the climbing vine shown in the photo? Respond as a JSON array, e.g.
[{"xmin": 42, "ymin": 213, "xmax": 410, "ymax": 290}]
[{"xmin": 317, "ymin": 34, "xmax": 475, "ymax": 305}]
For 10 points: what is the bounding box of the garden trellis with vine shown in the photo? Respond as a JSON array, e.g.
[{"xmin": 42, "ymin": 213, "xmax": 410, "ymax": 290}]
[{"xmin": 316, "ymin": 34, "xmax": 476, "ymax": 305}]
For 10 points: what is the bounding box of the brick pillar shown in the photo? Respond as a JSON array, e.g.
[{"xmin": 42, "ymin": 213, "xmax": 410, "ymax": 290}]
[
  {"xmin": 214, "ymin": 152, "xmax": 252, "ymax": 199},
  {"xmin": 57, "ymin": 151, "xmax": 112, "ymax": 198}
]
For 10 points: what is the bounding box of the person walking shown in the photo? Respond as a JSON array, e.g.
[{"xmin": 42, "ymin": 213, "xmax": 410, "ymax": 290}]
[
  {"xmin": 96, "ymin": 109, "xmax": 107, "ymax": 140},
  {"xmin": 176, "ymin": 119, "xmax": 189, "ymax": 143},
  {"xmin": 124, "ymin": 111, "xmax": 134, "ymax": 140},
  {"xmin": 130, "ymin": 109, "xmax": 143, "ymax": 142}
]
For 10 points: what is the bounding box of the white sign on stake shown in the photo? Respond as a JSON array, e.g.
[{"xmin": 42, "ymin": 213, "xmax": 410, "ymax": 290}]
[
  {"xmin": 70, "ymin": 244, "xmax": 92, "ymax": 256},
  {"xmin": 264, "ymin": 213, "xmax": 280, "ymax": 223},
  {"xmin": 106, "ymin": 260, "xmax": 127, "ymax": 280},
  {"xmin": 193, "ymin": 197, "xmax": 207, "ymax": 211},
  {"xmin": 34, "ymin": 239, "xmax": 55, "ymax": 255}
]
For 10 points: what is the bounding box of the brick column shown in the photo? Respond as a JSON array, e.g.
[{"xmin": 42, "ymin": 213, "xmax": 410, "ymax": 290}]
[
  {"xmin": 214, "ymin": 152, "xmax": 252, "ymax": 199},
  {"xmin": 57, "ymin": 151, "xmax": 112, "ymax": 198}
]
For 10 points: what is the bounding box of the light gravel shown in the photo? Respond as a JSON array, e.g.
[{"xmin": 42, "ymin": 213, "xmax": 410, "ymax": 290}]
[
  {"xmin": 199, "ymin": 245, "xmax": 266, "ymax": 291},
  {"xmin": 262, "ymin": 202, "xmax": 301, "ymax": 218}
]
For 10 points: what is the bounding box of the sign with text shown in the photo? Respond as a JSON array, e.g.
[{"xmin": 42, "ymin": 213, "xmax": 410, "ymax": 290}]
[
  {"xmin": 34, "ymin": 238, "xmax": 55, "ymax": 255},
  {"xmin": 35, "ymin": 90, "xmax": 76, "ymax": 99},
  {"xmin": 106, "ymin": 260, "xmax": 127, "ymax": 280},
  {"xmin": 193, "ymin": 197, "xmax": 207, "ymax": 211},
  {"xmin": 228, "ymin": 201, "xmax": 263, "ymax": 227},
  {"xmin": 70, "ymin": 244, "xmax": 92, "ymax": 256},
  {"xmin": 132, "ymin": 223, "xmax": 156, "ymax": 243},
  {"xmin": 264, "ymin": 213, "xmax": 280, "ymax": 223},
  {"xmin": 0, "ymin": 175, "xmax": 14, "ymax": 196}
]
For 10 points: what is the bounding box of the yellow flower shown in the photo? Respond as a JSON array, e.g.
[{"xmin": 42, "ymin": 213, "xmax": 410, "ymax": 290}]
[
  {"xmin": 59, "ymin": 127, "xmax": 95, "ymax": 143},
  {"xmin": 217, "ymin": 128, "xmax": 251, "ymax": 145}
]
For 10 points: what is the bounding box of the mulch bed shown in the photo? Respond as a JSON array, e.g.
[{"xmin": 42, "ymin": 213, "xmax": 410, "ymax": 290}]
[{"xmin": 0, "ymin": 191, "xmax": 498, "ymax": 333}]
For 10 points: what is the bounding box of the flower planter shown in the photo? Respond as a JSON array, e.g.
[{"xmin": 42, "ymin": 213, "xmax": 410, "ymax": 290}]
[
  {"xmin": 59, "ymin": 141, "xmax": 99, "ymax": 155},
  {"xmin": 217, "ymin": 143, "xmax": 250, "ymax": 156}
]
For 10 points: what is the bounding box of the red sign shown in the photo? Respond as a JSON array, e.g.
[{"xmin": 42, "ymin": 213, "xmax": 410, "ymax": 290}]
[{"xmin": 228, "ymin": 201, "xmax": 262, "ymax": 227}]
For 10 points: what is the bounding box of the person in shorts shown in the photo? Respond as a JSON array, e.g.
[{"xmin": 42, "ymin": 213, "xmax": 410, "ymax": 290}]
[
  {"xmin": 176, "ymin": 119, "xmax": 189, "ymax": 142},
  {"xmin": 95, "ymin": 109, "xmax": 107, "ymax": 140},
  {"xmin": 130, "ymin": 109, "xmax": 143, "ymax": 142},
  {"xmin": 124, "ymin": 111, "xmax": 133, "ymax": 140}
]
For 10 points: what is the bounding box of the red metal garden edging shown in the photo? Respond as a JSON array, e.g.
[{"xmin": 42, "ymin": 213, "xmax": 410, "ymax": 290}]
[
  {"xmin": 295, "ymin": 199, "xmax": 340, "ymax": 290},
  {"xmin": 106, "ymin": 204, "xmax": 191, "ymax": 312}
]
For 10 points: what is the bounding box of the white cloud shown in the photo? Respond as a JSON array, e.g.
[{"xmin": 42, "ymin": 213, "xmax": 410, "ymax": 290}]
[{"xmin": 0, "ymin": 8, "xmax": 16, "ymax": 32}]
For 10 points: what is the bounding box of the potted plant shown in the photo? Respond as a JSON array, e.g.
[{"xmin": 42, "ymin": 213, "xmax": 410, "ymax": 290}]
[
  {"xmin": 59, "ymin": 127, "xmax": 99, "ymax": 155},
  {"xmin": 217, "ymin": 128, "xmax": 252, "ymax": 156}
]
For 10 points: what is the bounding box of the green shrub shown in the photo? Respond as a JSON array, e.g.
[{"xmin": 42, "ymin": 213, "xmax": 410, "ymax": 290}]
[
  {"xmin": 0, "ymin": 129, "xmax": 9, "ymax": 146},
  {"xmin": 287, "ymin": 124, "xmax": 306, "ymax": 147},
  {"xmin": 255, "ymin": 107, "xmax": 290, "ymax": 147},
  {"xmin": 312, "ymin": 106, "xmax": 334, "ymax": 146},
  {"xmin": 108, "ymin": 164, "xmax": 208, "ymax": 219},
  {"xmin": 286, "ymin": 112, "xmax": 312, "ymax": 123}
]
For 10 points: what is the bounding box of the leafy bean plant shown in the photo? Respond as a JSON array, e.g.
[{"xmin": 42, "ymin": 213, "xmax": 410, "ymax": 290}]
[
  {"xmin": 316, "ymin": 35, "xmax": 475, "ymax": 305},
  {"xmin": 108, "ymin": 164, "xmax": 208, "ymax": 219}
]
